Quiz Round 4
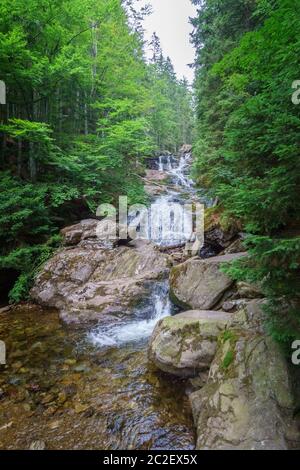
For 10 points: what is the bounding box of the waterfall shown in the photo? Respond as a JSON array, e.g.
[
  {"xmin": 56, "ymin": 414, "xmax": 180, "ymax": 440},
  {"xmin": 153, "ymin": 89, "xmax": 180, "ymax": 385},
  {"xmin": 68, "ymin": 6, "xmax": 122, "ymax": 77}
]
[
  {"xmin": 158, "ymin": 155, "xmax": 173, "ymax": 172},
  {"xmin": 89, "ymin": 152, "xmax": 195, "ymax": 346},
  {"xmin": 168, "ymin": 152, "xmax": 194, "ymax": 188}
]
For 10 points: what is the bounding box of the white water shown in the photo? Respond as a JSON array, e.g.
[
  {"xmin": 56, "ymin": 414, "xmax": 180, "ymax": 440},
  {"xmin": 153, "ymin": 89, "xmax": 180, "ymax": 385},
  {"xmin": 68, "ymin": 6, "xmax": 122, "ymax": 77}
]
[
  {"xmin": 152, "ymin": 152, "xmax": 194, "ymax": 246},
  {"xmin": 88, "ymin": 282, "xmax": 171, "ymax": 348},
  {"xmin": 89, "ymin": 153, "xmax": 193, "ymax": 348},
  {"xmin": 168, "ymin": 153, "xmax": 194, "ymax": 188}
]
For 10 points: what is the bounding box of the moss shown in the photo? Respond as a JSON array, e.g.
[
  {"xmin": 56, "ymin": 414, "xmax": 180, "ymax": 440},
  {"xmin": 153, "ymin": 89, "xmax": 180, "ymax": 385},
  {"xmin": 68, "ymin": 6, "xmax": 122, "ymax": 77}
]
[
  {"xmin": 219, "ymin": 329, "xmax": 238, "ymax": 371},
  {"xmin": 222, "ymin": 350, "xmax": 235, "ymax": 369},
  {"xmin": 220, "ymin": 330, "xmax": 238, "ymax": 345}
]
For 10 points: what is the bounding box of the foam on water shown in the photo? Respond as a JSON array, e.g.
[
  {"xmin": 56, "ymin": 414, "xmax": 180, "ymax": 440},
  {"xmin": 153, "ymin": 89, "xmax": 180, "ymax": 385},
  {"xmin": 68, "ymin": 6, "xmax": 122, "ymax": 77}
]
[{"xmin": 88, "ymin": 282, "xmax": 172, "ymax": 348}]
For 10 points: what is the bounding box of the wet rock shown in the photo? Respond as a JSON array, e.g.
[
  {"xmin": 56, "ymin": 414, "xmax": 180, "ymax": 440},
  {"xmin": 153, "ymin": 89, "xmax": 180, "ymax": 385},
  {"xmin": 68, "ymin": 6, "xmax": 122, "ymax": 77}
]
[
  {"xmin": 31, "ymin": 241, "xmax": 169, "ymax": 325},
  {"xmin": 61, "ymin": 219, "xmax": 98, "ymax": 246},
  {"xmin": 236, "ymin": 281, "xmax": 264, "ymax": 299},
  {"xmin": 179, "ymin": 144, "xmax": 192, "ymax": 154},
  {"xmin": 29, "ymin": 440, "xmax": 46, "ymax": 450},
  {"xmin": 148, "ymin": 310, "xmax": 232, "ymax": 377},
  {"xmin": 144, "ymin": 184, "xmax": 166, "ymax": 198},
  {"xmin": 190, "ymin": 329, "xmax": 300, "ymax": 450},
  {"xmin": 145, "ymin": 169, "xmax": 169, "ymax": 182},
  {"xmin": 61, "ymin": 219, "xmax": 132, "ymax": 249},
  {"xmin": 223, "ymin": 238, "xmax": 246, "ymax": 254},
  {"xmin": 170, "ymin": 253, "xmax": 247, "ymax": 310}
]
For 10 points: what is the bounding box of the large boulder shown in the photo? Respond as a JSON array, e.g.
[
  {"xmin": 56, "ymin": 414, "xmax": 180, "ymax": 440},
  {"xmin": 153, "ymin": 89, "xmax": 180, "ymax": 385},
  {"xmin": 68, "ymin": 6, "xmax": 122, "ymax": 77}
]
[
  {"xmin": 179, "ymin": 144, "xmax": 192, "ymax": 154},
  {"xmin": 190, "ymin": 327, "xmax": 300, "ymax": 450},
  {"xmin": 31, "ymin": 240, "xmax": 169, "ymax": 325},
  {"xmin": 60, "ymin": 219, "xmax": 132, "ymax": 248},
  {"xmin": 145, "ymin": 169, "xmax": 169, "ymax": 182},
  {"xmin": 60, "ymin": 219, "xmax": 99, "ymax": 246},
  {"xmin": 144, "ymin": 184, "xmax": 166, "ymax": 198},
  {"xmin": 169, "ymin": 253, "xmax": 247, "ymax": 310},
  {"xmin": 148, "ymin": 310, "xmax": 232, "ymax": 377}
]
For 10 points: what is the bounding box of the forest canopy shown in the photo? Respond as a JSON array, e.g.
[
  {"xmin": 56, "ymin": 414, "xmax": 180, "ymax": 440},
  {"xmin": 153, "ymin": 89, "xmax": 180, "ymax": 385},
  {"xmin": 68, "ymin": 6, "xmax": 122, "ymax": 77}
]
[
  {"xmin": 191, "ymin": 0, "xmax": 300, "ymax": 345},
  {"xmin": 0, "ymin": 0, "xmax": 194, "ymax": 302}
]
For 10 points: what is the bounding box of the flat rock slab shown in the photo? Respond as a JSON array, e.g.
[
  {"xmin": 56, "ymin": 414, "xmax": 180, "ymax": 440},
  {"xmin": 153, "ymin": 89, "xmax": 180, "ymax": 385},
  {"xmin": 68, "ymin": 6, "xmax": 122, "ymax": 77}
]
[
  {"xmin": 148, "ymin": 310, "xmax": 232, "ymax": 377},
  {"xmin": 31, "ymin": 241, "xmax": 169, "ymax": 325},
  {"xmin": 170, "ymin": 253, "xmax": 247, "ymax": 310}
]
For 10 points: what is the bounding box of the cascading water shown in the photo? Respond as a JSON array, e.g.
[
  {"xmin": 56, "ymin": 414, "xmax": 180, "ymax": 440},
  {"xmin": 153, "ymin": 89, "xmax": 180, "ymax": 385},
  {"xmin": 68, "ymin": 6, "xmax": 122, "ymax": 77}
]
[
  {"xmin": 88, "ymin": 281, "xmax": 172, "ymax": 348},
  {"xmin": 168, "ymin": 153, "xmax": 194, "ymax": 188},
  {"xmin": 89, "ymin": 153, "xmax": 194, "ymax": 347},
  {"xmin": 158, "ymin": 154, "xmax": 173, "ymax": 172},
  {"xmin": 151, "ymin": 152, "xmax": 195, "ymax": 247}
]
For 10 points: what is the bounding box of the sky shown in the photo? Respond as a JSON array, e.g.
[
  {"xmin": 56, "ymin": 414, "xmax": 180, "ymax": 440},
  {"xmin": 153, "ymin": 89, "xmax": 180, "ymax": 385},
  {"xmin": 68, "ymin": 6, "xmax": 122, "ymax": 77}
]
[{"xmin": 138, "ymin": 0, "xmax": 197, "ymax": 83}]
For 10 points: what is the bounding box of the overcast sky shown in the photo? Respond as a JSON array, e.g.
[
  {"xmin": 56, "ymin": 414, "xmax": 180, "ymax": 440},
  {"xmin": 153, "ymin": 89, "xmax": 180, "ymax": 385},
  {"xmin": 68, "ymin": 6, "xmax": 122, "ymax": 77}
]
[{"xmin": 139, "ymin": 0, "xmax": 197, "ymax": 83}]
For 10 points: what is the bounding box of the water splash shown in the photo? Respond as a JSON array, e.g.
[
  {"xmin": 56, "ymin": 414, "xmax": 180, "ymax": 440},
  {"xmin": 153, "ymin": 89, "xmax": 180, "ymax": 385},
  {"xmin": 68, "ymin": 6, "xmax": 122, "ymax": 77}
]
[
  {"xmin": 168, "ymin": 153, "xmax": 194, "ymax": 188},
  {"xmin": 88, "ymin": 282, "xmax": 171, "ymax": 348}
]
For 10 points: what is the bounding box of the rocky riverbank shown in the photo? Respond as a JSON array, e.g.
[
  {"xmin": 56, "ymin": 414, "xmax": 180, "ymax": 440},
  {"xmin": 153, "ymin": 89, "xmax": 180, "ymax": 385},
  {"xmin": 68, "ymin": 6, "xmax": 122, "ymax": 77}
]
[{"xmin": 148, "ymin": 252, "xmax": 300, "ymax": 449}]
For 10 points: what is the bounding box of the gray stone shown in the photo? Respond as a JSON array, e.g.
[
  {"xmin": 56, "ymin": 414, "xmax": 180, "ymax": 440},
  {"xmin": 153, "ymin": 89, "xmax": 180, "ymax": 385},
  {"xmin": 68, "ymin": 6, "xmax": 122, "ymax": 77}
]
[
  {"xmin": 190, "ymin": 327, "xmax": 300, "ymax": 450},
  {"xmin": 170, "ymin": 253, "xmax": 247, "ymax": 310},
  {"xmin": 29, "ymin": 440, "xmax": 46, "ymax": 450},
  {"xmin": 236, "ymin": 281, "xmax": 264, "ymax": 299},
  {"xmin": 148, "ymin": 310, "xmax": 232, "ymax": 377},
  {"xmin": 31, "ymin": 240, "xmax": 169, "ymax": 324}
]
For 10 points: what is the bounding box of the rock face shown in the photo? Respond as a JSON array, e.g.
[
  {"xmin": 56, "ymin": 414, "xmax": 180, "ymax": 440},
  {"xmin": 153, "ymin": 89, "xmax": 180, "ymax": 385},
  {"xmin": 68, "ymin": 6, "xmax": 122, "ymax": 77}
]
[
  {"xmin": 145, "ymin": 169, "xmax": 169, "ymax": 182},
  {"xmin": 60, "ymin": 218, "xmax": 132, "ymax": 248},
  {"xmin": 31, "ymin": 238, "xmax": 169, "ymax": 324},
  {"xmin": 60, "ymin": 219, "xmax": 99, "ymax": 246},
  {"xmin": 148, "ymin": 310, "xmax": 232, "ymax": 377},
  {"xmin": 179, "ymin": 144, "xmax": 192, "ymax": 154},
  {"xmin": 169, "ymin": 253, "xmax": 247, "ymax": 310},
  {"xmin": 190, "ymin": 328, "xmax": 300, "ymax": 450},
  {"xmin": 144, "ymin": 184, "xmax": 166, "ymax": 198}
]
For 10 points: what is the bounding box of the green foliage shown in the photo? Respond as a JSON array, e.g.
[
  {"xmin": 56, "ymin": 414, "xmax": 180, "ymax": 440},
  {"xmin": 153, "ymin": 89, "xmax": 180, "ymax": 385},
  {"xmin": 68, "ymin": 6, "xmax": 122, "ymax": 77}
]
[
  {"xmin": 0, "ymin": 0, "xmax": 195, "ymax": 301},
  {"xmin": 148, "ymin": 33, "xmax": 195, "ymax": 152},
  {"xmin": 220, "ymin": 330, "xmax": 238, "ymax": 345},
  {"xmin": 192, "ymin": 0, "xmax": 300, "ymax": 343},
  {"xmin": 222, "ymin": 350, "xmax": 235, "ymax": 369},
  {"xmin": 0, "ymin": 237, "xmax": 61, "ymax": 303},
  {"xmin": 222, "ymin": 236, "xmax": 300, "ymax": 344}
]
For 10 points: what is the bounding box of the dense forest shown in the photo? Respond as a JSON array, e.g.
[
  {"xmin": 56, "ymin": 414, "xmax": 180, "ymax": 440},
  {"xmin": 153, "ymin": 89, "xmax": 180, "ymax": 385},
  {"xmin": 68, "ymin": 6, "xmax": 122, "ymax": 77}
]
[
  {"xmin": 0, "ymin": 0, "xmax": 194, "ymax": 303},
  {"xmin": 191, "ymin": 0, "xmax": 300, "ymax": 345}
]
